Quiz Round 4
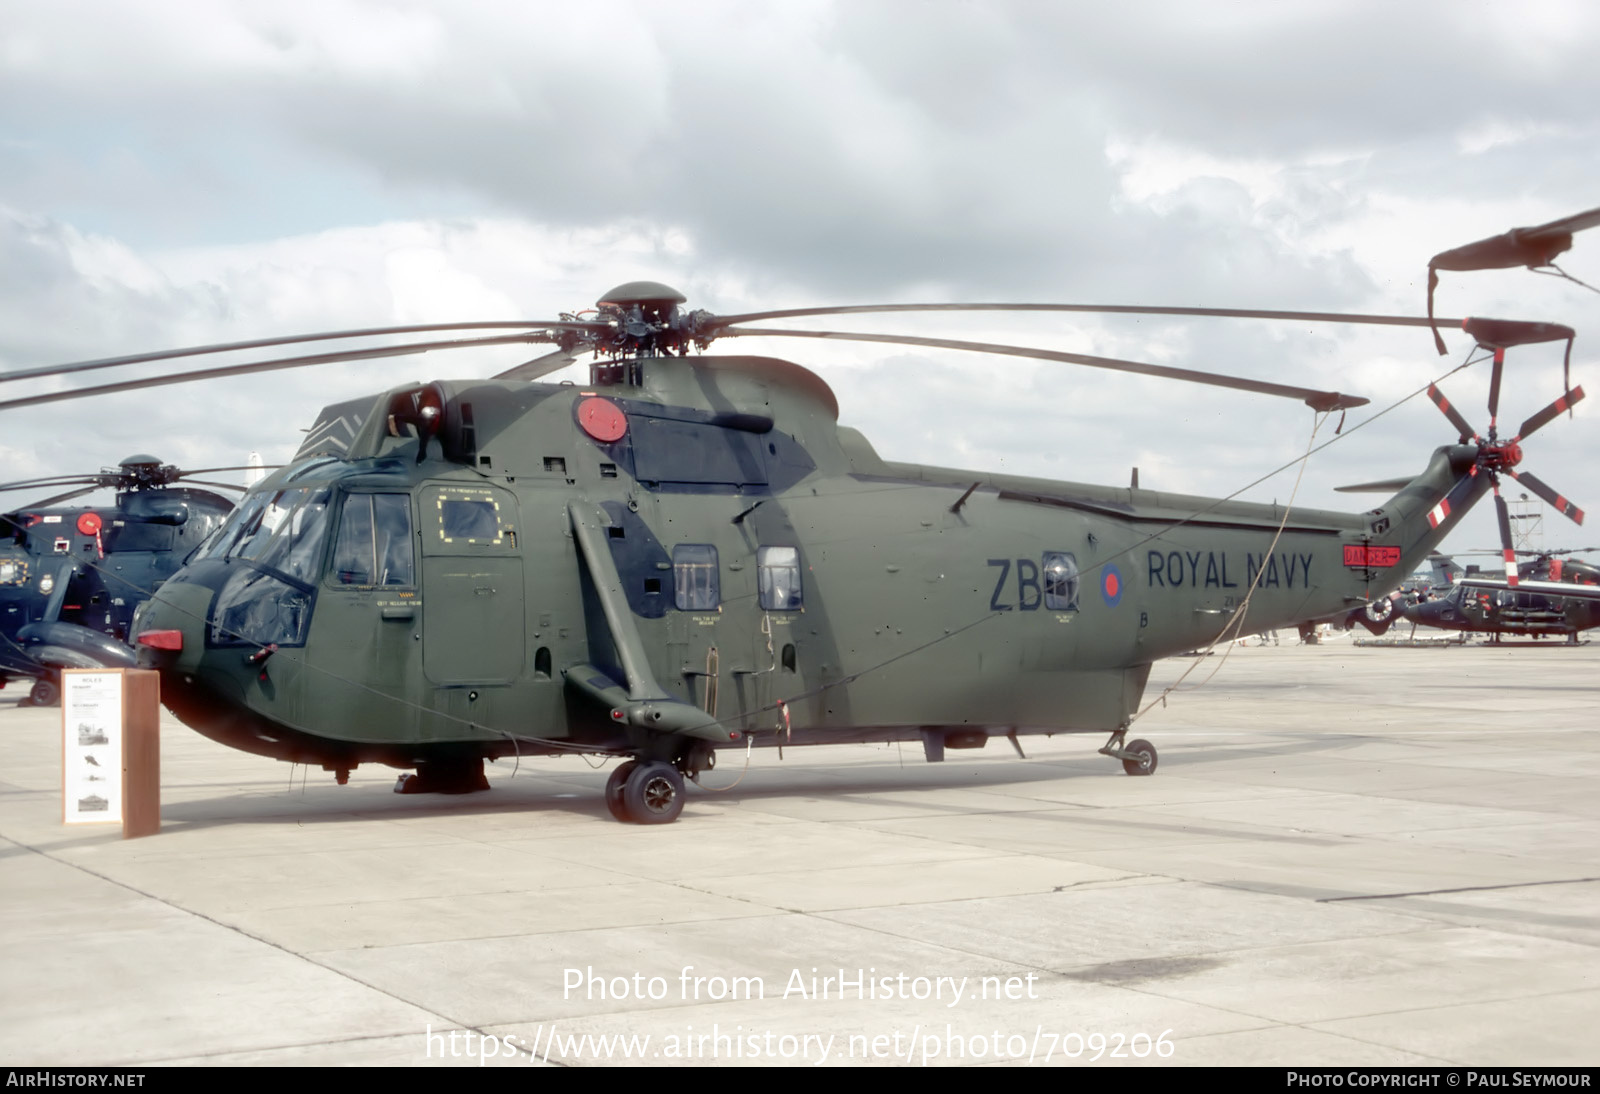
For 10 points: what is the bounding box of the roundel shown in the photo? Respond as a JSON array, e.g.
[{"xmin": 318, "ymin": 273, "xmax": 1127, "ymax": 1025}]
[
  {"xmin": 1101, "ymin": 564, "xmax": 1122, "ymax": 607},
  {"xmin": 77, "ymin": 512, "xmax": 103, "ymax": 536},
  {"xmin": 577, "ymin": 397, "xmax": 628, "ymax": 443}
]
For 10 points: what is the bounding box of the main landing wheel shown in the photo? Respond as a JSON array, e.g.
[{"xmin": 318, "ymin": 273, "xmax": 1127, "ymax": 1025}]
[
  {"xmin": 1122, "ymin": 738, "xmax": 1158, "ymax": 776},
  {"xmin": 604, "ymin": 761, "xmax": 638, "ymax": 822},
  {"xmin": 28, "ymin": 678, "xmax": 59, "ymax": 707},
  {"xmin": 621, "ymin": 761, "xmax": 686, "ymax": 825}
]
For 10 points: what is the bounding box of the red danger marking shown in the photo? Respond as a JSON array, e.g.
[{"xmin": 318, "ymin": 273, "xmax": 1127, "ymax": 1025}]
[{"xmin": 1344, "ymin": 545, "xmax": 1401, "ymax": 567}]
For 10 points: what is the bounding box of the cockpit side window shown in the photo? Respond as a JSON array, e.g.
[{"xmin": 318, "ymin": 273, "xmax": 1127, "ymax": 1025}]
[
  {"xmin": 332, "ymin": 494, "xmax": 415, "ymax": 586},
  {"xmin": 201, "ymin": 487, "xmax": 331, "ymax": 584}
]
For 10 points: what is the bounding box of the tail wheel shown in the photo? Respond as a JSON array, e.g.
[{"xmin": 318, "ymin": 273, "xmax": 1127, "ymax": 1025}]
[
  {"xmin": 1122, "ymin": 739, "xmax": 1158, "ymax": 776},
  {"xmin": 1358, "ymin": 599, "xmax": 1394, "ymax": 635}
]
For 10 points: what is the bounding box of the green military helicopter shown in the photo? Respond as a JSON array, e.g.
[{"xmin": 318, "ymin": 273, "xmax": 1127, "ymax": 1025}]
[{"xmin": 3, "ymin": 275, "xmax": 1589, "ymax": 823}]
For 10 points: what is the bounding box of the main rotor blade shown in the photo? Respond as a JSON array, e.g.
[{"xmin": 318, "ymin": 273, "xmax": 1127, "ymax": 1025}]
[
  {"xmin": 493, "ymin": 345, "xmax": 582, "ymax": 381},
  {"xmin": 1514, "ymin": 386, "xmax": 1585, "ymax": 442},
  {"xmin": 712, "ymin": 302, "xmax": 1465, "ymax": 330},
  {"xmin": 1429, "ymin": 206, "xmax": 1600, "ymax": 272},
  {"xmin": 0, "ymin": 331, "xmax": 559, "ymax": 412},
  {"xmin": 1426, "ymin": 384, "xmax": 1478, "ymax": 442},
  {"xmin": 169, "ymin": 464, "xmax": 282, "ymax": 480},
  {"xmin": 19, "ymin": 485, "xmax": 101, "ymax": 509},
  {"xmin": 0, "ymin": 475, "xmax": 104, "ymax": 494},
  {"xmin": 178, "ymin": 480, "xmax": 249, "ymax": 493},
  {"xmin": 0, "ymin": 321, "xmax": 608, "ymax": 387},
  {"xmin": 719, "ymin": 326, "xmax": 1367, "ymax": 411},
  {"xmin": 1506, "ymin": 469, "xmax": 1586, "ymax": 526}
]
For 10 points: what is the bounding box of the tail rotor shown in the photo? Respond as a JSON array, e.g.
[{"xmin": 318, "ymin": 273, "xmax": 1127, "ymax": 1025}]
[{"xmin": 1424, "ymin": 319, "xmax": 1587, "ymax": 587}]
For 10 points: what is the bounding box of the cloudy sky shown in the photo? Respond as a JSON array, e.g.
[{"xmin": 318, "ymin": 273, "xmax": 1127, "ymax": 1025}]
[{"xmin": 3, "ymin": 0, "xmax": 1598, "ymax": 563}]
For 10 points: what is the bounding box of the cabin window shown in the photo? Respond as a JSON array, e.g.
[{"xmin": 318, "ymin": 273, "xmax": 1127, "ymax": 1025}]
[
  {"xmin": 673, "ymin": 544, "xmax": 719, "ymax": 610},
  {"xmin": 440, "ymin": 499, "xmax": 500, "ymax": 543},
  {"xmin": 758, "ymin": 546, "xmax": 803, "ymax": 611},
  {"xmin": 102, "ymin": 524, "xmax": 175, "ymax": 553},
  {"xmin": 333, "ymin": 494, "xmax": 415, "ymax": 586},
  {"xmin": 0, "ymin": 550, "xmax": 27, "ymax": 586},
  {"xmin": 1043, "ymin": 551, "xmax": 1079, "ymax": 611}
]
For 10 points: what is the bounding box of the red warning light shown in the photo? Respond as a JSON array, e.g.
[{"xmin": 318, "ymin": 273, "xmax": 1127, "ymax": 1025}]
[
  {"xmin": 76, "ymin": 512, "xmax": 102, "ymax": 536},
  {"xmin": 578, "ymin": 397, "xmax": 628, "ymax": 443}
]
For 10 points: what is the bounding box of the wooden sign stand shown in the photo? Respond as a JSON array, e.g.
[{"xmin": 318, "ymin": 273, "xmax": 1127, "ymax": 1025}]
[{"xmin": 61, "ymin": 668, "xmax": 161, "ymax": 839}]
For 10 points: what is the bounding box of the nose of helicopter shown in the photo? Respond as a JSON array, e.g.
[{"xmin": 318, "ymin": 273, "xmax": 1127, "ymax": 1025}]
[{"xmin": 129, "ymin": 579, "xmax": 216, "ymax": 676}]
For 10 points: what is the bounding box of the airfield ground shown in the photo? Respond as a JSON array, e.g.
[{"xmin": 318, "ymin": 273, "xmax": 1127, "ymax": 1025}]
[{"xmin": 2, "ymin": 638, "xmax": 1597, "ymax": 1068}]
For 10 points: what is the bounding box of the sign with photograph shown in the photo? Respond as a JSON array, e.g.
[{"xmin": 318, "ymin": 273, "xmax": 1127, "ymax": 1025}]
[{"xmin": 62, "ymin": 672, "xmax": 124, "ymax": 824}]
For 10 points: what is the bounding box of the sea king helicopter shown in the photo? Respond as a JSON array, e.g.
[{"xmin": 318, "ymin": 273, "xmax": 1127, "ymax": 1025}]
[
  {"xmin": 2, "ymin": 211, "xmax": 1593, "ymax": 823},
  {"xmin": 0, "ymin": 457, "xmax": 242, "ymax": 706}
]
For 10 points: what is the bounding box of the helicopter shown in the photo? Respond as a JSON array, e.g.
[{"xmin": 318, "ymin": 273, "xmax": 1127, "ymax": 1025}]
[
  {"xmin": 0, "ymin": 456, "xmax": 241, "ymax": 706},
  {"xmin": 2, "ymin": 214, "xmax": 1593, "ymax": 823},
  {"xmin": 1394, "ymin": 575, "xmax": 1600, "ymax": 644},
  {"xmin": 1388, "ymin": 547, "xmax": 1600, "ymax": 643}
]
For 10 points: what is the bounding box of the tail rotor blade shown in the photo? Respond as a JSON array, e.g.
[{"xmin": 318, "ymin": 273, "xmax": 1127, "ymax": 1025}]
[
  {"xmin": 1494, "ymin": 484, "xmax": 1519, "ymax": 586},
  {"xmin": 1513, "ymin": 386, "xmax": 1585, "ymax": 442},
  {"xmin": 1506, "ymin": 469, "xmax": 1587, "ymax": 526},
  {"xmin": 1426, "ymin": 384, "xmax": 1477, "ymax": 441},
  {"xmin": 1487, "ymin": 350, "xmax": 1506, "ymax": 436}
]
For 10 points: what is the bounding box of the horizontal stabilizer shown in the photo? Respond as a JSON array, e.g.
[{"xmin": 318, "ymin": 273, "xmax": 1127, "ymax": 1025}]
[{"xmin": 1335, "ymin": 478, "xmax": 1413, "ymax": 494}]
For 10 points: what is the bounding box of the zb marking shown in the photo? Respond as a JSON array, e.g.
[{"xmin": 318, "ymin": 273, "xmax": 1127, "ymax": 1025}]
[{"xmin": 987, "ymin": 558, "xmax": 1044, "ymax": 611}]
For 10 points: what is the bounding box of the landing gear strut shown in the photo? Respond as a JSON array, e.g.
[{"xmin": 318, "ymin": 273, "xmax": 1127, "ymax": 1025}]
[{"xmin": 1099, "ymin": 728, "xmax": 1158, "ymax": 776}]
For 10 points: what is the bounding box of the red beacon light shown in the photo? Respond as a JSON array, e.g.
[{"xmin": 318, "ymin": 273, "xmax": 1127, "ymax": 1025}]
[{"xmin": 136, "ymin": 630, "xmax": 184, "ymax": 651}]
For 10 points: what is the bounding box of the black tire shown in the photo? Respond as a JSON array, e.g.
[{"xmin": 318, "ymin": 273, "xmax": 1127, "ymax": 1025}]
[
  {"xmin": 622, "ymin": 761, "xmax": 685, "ymax": 825},
  {"xmin": 1359, "ymin": 598, "xmax": 1395, "ymax": 635},
  {"xmin": 28, "ymin": 677, "xmax": 60, "ymax": 707},
  {"xmin": 605, "ymin": 761, "xmax": 638, "ymax": 822},
  {"xmin": 1121, "ymin": 738, "xmax": 1157, "ymax": 776}
]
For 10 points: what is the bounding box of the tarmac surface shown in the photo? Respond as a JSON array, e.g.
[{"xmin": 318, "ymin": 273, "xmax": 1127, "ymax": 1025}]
[{"xmin": 2, "ymin": 637, "xmax": 1598, "ymax": 1068}]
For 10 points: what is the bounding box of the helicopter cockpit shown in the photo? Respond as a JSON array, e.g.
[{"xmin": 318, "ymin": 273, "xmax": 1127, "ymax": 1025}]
[{"xmin": 195, "ymin": 484, "xmax": 332, "ymax": 649}]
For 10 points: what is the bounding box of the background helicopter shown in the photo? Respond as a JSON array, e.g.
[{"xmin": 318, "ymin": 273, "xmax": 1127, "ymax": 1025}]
[
  {"xmin": 6, "ymin": 246, "xmax": 1588, "ymax": 822},
  {"xmin": 1326, "ymin": 550, "xmax": 1465, "ymax": 638},
  {"xmin": 1387, "ymin": 546, "xmax": 1600, "ymax": 643},
  {"xmin": 0, "ymin": 456, "xmax": 245, "ymax": 705}
]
